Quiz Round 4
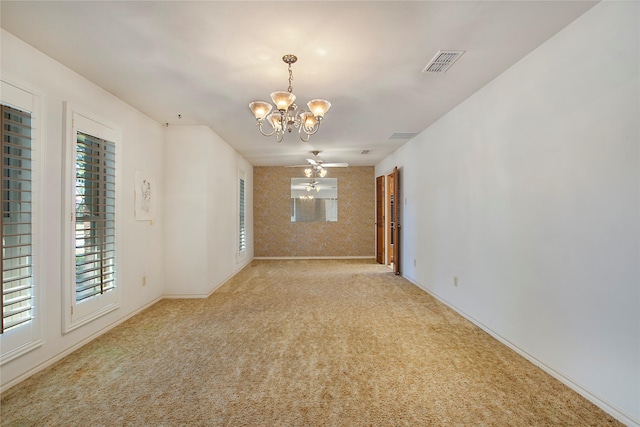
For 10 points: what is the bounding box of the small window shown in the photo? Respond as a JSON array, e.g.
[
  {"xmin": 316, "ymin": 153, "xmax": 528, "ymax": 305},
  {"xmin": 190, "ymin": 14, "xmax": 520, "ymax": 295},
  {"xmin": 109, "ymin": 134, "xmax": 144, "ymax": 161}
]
[{"xmin": 63, "ymin": 105, "xmax": 121, "ymax": 332}]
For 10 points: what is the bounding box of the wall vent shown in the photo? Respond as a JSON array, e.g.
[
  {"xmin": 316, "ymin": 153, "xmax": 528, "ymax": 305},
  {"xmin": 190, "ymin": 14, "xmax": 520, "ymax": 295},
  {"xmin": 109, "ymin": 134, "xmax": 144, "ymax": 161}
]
[
  {"xmin": 422, "ymin": 50, "xmax": 465, "ymax": 74},
  {"xmin": 388, "ymin": 132, "xmax": 417, "ymax": 140}
]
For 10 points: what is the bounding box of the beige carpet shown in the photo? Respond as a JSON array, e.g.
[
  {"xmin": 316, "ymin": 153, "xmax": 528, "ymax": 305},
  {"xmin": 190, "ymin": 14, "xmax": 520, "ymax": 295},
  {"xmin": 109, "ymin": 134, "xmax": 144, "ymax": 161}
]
[{"xmin": 1, "ymin": 259, "xmax": 621, "ymax": 426}]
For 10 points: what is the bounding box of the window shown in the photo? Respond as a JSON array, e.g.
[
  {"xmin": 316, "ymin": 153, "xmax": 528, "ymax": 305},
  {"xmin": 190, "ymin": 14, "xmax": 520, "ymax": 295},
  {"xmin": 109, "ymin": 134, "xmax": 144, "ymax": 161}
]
[
  {"xmin": 237, "ymin": 170, "xmax": 247, "ymax": 263},
  {"xmin": 63, "ymin": 105, "xmax": 120, "ymax": 332},
  {"xmin": 1, "ymin": 77, "xmax": 43, "ymax": 363},
  {"xmin": 239, "ymin": 175, "xmax": 246, "ymax": 253},
  {"xmin": 74, "ymin": 132, "xmax": 116, "ymax": 303},
  {"xmin": 2, "ymin": 105, "xmax": 33, "ymax": 334}
]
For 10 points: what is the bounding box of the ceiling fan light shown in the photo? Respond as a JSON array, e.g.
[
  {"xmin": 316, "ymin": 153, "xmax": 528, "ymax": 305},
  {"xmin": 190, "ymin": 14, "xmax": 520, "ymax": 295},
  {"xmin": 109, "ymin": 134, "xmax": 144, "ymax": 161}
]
[
  {"xmin": 318, "ymin": 168, "xmax": 327, "ymax": 178},
  {"xmin": 249, "ymin": 101, "xmax": 272, "ymax": 120},
  {"xmin": 271, "ymin": 91, "xmax": 296, "ymax": 111},
  {"xmin": 307, "ymin": 99, "xmax": 331, "ymax": 118},
  {"xmin": 304, "ymin": 168, "xmax": 312, "ymax": 178}
]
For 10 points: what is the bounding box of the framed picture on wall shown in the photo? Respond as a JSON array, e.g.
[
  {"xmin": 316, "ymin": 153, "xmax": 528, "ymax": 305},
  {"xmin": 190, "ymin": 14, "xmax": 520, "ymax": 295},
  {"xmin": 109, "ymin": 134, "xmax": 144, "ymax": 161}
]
[{"xmin": 134, "ymin": 171, "xmax": 155, "ymax": 221}]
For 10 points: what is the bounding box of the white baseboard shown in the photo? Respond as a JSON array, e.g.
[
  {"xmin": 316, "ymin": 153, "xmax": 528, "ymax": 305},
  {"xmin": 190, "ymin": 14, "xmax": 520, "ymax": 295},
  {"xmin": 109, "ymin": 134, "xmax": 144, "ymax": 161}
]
[
  {"xmin": 163, "ymin": 257, "xmax": 254, "ymax": 299},
  {"xmin": 3, "ymin": 260, "xmax": 258, "ymax": 391},
  {"xmin": 0, "ymin": 296, "xmax": 163, "ymax": 394},
  {"xmin": 254, "ymin": 256, "xmax": 376, "ymax": 260},
  {"xmin": 402, "ymin": 273, "xmax": 639, "ymax": 427}
]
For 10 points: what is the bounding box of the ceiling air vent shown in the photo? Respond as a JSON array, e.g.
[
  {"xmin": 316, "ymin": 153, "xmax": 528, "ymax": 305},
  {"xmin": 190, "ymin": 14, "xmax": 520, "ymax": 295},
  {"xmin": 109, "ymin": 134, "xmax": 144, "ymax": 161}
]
[
  {"xmin": 388, "ymin": 132, "xmax": 417, "ymax": 140},
  {"xmin": 422, "ymin": 50, "xmax": 465, "ymax": 74}
]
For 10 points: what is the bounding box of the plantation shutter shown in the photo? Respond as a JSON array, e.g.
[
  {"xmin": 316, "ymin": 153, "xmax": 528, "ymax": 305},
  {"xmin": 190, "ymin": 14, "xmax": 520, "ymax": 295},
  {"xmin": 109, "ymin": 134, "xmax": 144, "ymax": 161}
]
[
  {"xmin": 1, "ymin": 104, "xmax": 33, "ymax": 333},
  {"xmin": 239, "ymin": 177, "xmax": 246, "ymax": 252},
  {"xmin": 75, "ymin": 132, "xmax": 116, "ymax": 302}
]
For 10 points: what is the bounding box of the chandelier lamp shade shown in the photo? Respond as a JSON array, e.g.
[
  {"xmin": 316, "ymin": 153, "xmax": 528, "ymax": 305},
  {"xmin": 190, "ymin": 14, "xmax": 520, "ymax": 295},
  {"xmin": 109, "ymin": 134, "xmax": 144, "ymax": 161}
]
[{"xmin": 249, "ymin": 54, "xmax": 331, "ymax": 143}]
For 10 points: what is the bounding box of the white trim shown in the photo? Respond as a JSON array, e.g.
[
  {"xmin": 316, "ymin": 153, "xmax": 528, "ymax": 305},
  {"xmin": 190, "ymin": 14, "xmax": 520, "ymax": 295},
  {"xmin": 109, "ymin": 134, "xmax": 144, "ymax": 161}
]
[
  {"xmin": 161, "ymin": 294, "xmax": 212, "ymax": 300},
  {"xmin": 0, "ymin": 296, "xmax": 162, "ymax": 394},
  {"xmin": 164, "ymin": 257, "xmax": 254, "ymax": 299},
  {"xmin": 2, "ymin": 257, "xmax": 256, "ymax": 391},
  {"xmin": 1, "ymin": 338, "xmax": 44, "ymax": 366},
  {"xmin": 402, "ymin": 273, "xmax": 640, "ymax": 427},
  {"xmin": 254, "ymin": 256, "xmax": 376, "ymax": 260},
  {"xmin": 62, "ymin": 102, "xmax": 122, "ymax": 333},
  {"xmin": 0, "ymin": 74, "xmax": 46, "ymax": 364}
]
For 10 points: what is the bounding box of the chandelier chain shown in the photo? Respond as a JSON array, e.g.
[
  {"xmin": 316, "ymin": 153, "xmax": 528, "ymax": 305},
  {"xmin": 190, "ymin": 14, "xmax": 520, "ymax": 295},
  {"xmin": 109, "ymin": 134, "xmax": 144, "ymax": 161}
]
[{"xmin": 288, "ymin": 62, "xmax": 294, "ymax": 94}]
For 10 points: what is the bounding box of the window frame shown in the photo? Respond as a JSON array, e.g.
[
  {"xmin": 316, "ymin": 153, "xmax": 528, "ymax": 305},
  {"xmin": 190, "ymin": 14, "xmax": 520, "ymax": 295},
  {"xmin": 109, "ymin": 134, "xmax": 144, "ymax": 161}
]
[
  {"xmin": 62, "ymin": 103, "xmax": 121, "ymax": 333},
  {"xmin": 237, "ymin": 169, "xmax": 247, "ymax": 263},
  {"xmin": 0, "ymin": 74, "xmax": 44, "ymax": 364}
]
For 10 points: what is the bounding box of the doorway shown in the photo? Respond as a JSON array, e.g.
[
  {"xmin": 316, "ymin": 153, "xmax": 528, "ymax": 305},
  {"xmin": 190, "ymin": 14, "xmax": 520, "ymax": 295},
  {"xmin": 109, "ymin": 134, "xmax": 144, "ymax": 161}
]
[
  {"xmin": 387, "ymin": 172, "xmax": 395, "ymax": 268},
  {"xmin": 375, "ymin": 167, "xmax": 400, "ymax": 274}
]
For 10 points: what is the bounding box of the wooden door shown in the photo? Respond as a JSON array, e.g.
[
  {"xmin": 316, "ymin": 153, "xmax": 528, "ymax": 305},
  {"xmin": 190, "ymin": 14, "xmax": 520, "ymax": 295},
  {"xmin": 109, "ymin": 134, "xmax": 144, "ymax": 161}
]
[
  {"xmin": 387, "ymin": 173, "xmax": 395, "ymax": 266},
  {"xmin": 375, "ymin": 176, "xmax": 385, "ymax": 264},
  {"xmin": 392, "ymin": 166, "xmax": 401, "ymax": 275}
]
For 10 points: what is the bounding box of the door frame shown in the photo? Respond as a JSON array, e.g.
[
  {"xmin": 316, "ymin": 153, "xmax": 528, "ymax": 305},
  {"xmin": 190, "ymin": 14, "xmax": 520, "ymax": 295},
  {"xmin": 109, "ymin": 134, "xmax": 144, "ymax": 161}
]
[
  {"xmin": 375, "ymin": 166, "xmax": 400, "ymax": 274},
  {"xmin": 375, "ymin": 176, "xmax": 384, "ymax": 264},
  {"xmin": 387, "ymin": 172, "xmax": 395, "ymax": 267}
]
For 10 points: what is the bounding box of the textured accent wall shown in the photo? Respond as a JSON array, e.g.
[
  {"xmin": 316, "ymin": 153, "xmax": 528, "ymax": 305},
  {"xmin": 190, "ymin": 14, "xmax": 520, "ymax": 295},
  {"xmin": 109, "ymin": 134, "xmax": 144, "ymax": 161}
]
[{"xmin": 254, "ymin": 166, "xmax": 375, "ymax": 257}]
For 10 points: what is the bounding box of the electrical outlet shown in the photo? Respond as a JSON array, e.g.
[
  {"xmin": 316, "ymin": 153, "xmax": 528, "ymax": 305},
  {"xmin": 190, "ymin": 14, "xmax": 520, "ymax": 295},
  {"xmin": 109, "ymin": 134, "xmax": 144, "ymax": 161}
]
[
  {"xmin": 142, "ymin": 275, "xmax": 147, "ymax": 286},
  {"xmin": 454, "ymin": 276, "xmax": 458, "ymax": 287}
]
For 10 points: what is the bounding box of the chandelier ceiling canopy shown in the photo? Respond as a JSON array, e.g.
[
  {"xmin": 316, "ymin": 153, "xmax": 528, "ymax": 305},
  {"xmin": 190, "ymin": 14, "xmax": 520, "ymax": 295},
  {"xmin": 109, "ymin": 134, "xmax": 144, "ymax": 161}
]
[{"xmin": 249, "ymin": 54, "xmax": 331, "ymax": 143}]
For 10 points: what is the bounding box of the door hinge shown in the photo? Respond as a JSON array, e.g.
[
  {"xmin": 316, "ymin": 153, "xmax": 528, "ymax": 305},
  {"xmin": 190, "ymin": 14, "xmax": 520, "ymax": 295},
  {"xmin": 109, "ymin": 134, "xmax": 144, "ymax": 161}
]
[{"xmin": 71, "ymin": 306, "xmax": 74, "ymax": 315}]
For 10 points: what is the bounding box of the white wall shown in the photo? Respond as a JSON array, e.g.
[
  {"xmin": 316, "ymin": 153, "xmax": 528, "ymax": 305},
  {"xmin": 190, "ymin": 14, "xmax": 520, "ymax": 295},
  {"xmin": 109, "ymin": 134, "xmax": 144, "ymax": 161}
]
[
  {"xmin": 0, "ymin": 30, "xmax": 166, "ymax": 388},
  {"xmin": 164, "ymin": 125, "xmax": 253, "ymax": 297},
  {"xmin": 377, "ymin": 2, "xmax": 639, "ymax": 425},
  {"xmin": 0, "ymin": 29, "xmax": 255, "ymax": 390}
]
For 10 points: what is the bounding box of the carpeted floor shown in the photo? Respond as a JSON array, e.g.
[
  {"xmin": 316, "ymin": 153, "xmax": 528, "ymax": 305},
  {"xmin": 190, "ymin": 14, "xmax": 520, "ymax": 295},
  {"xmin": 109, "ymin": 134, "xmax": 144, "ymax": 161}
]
[{"xmin": 1, "ymin": 259, "xmax": 622, "ymax": 426}]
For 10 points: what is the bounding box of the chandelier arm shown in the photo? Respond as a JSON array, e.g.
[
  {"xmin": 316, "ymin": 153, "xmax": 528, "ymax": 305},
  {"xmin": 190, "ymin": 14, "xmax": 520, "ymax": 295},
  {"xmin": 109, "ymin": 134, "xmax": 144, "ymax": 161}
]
[
  {"xmin": 293, "ymin": 114, "xmax": 302, "ymax": 130},
  {"xmin": 257, "ymin": 121, "xmax": 276, "ymax": 137},
  {"xmin": 276, "ymin": 130, "xmax": 284, "ymax": 143},
  {"xmin": 298, "ymin": 131, "xmax": 311, "ymax": 143},
  {"xmin": 302, "ymin": 122, "xmax": 321, "ymax": 136}
]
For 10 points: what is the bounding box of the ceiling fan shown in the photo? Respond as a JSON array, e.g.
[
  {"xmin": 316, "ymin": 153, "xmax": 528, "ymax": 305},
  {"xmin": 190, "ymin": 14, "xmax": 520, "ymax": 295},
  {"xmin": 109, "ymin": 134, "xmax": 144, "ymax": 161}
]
[
  {"xmin": 288, "ymin": 151, "xmax": 344, "ymax": 192},
  {"xmin": 286, "ymin": 151, "xmax": 349, "ymax": 169}
]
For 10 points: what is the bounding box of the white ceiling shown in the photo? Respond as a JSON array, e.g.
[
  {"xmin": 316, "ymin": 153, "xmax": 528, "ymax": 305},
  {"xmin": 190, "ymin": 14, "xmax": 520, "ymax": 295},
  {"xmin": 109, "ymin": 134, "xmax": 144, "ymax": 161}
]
[{"xmin": 1, "ymin": 1, "xmax": 597, "ymax": 167}]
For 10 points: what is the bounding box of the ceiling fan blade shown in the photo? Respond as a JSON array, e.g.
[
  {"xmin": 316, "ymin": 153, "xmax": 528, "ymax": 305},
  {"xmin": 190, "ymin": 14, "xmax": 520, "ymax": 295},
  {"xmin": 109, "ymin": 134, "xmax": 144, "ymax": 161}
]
[
  {"xmin": 320, "ymin": 162, "xmax": 349, "ymax": 167},
  {"xmin": 285, "ymin": 160, "xmax": 348, "ymax": 168}
]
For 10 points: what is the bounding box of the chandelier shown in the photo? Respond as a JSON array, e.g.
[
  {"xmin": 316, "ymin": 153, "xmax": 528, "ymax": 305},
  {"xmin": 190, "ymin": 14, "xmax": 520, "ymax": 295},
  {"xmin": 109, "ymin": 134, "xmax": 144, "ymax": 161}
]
[{"xmin": 249, "ymin": 54, "xmax": 331, "ymax": 143}]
